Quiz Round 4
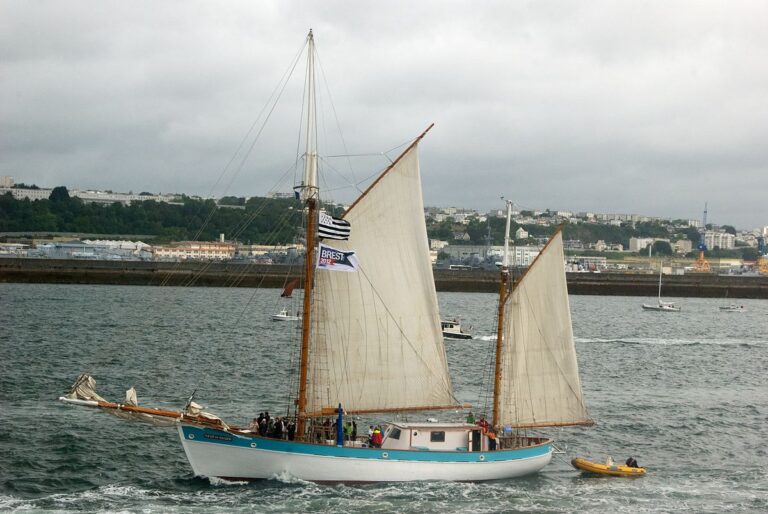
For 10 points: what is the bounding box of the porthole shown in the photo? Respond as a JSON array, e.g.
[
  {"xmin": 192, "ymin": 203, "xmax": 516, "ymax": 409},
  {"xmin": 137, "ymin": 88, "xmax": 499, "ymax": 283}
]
[
  {"xmin": 251, "ymin": 443, "xmax": 257, "ymax": 448},
  {"xmin": 382, "ymin": 452, "xmax": 389, "ymax": 459},
  {"xmin": 188, "ymin": 434, "xmax": 195, "ymax": 440},
  {"xmin": 479, "ymin": 454, "xmax": 485, "ymax": 461}
]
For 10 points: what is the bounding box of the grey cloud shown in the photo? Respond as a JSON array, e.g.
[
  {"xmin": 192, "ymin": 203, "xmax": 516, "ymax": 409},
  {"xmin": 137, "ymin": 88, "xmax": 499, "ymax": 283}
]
[{"xmin": 1, "ymin": 0, "xmax": 766, "ymax": 228}]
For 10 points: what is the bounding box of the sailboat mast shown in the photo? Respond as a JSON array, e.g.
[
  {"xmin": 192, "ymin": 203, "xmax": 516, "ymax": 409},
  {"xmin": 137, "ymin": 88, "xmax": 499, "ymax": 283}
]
[
  {"xmin": 658, "ymin": 263, "xmax": 662, "ymax": 300},
  {"xmin": 297, "ymin": 30, "xmax": 319, "ymax": 436},
  {"xmin": 493, "ymin": 199, "xmax": 513, "ymax": 429}
]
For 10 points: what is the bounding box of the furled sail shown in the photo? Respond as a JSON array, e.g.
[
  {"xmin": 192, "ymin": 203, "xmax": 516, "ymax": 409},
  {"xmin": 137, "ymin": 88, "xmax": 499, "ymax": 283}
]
[
  {"xmin": 497, "ymin": 231, "xmax": 592, "ymax": 428},
  {"xmin": 306, "ymin": 142, "xmax": 458, "ymax": 415}
]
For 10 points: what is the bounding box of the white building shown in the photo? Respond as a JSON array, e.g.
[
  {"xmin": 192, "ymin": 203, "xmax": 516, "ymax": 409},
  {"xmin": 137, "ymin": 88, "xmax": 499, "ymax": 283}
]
[
  {"xmin": 629, "ymin": 237, "xmax": 655, "ymax": 252},
  {"xmin": 673, "ymin": 239, "xmax": 693, "ymax": 254},
  {"xmin": 704, "ymin": 231, "xmax": 735, "ymax": 250},
  {"xmin": 0, "ymin": 186, "xmax": 53, "ymax": 200},
  {"xmin": 237, "ymin": 243, "xmax": 300, "ymax": 258},
  {"xmin": 509, "ymin": 246, "xmax": 540, "ymax": 266},
  {"xmin": 514, "ymin": 227, "xmax": 528, "ymax": 240},
  {"xmin": 72, "ymin": 190, "xmax": 176, "ymax": 205},
  {"xmin": 567, "ymin": 255, "xmax": 607, "ymax": 271},
  {"xmin": 430, "ymin": 239, "xmax": 449, "ymax": 251},
  {"xmin": 442, "ymin": 244, "xmax": 540, "ymax": 267}
]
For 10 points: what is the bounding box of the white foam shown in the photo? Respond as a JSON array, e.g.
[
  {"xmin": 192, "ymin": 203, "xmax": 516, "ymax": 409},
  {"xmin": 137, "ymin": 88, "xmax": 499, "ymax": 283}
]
[{"xmin": 207, "ymin": 476, "xmax": 249, "ymax": 487}]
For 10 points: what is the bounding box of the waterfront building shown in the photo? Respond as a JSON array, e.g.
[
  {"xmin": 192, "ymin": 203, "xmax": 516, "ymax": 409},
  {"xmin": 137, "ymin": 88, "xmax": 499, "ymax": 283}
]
[
  {"xmin": 236, "ymin": 244, "xmax": 300, "ymax": 259},
  {"xmin": 442, "ymin": 244, "xmax": 540, "ymax": 267},
  {"xmin": 153, "ymin": 241, "xmax": 236, "ymax": 261},
  {"xmin": 567, "ymin": 255, "xmax": 607, "ymax": 271},
  {"xmin": 0, "ymin": 242, "xmax": 29, "ymax": 256},
  {"xmin": 515, "ymin": 227, "xmax": 528, "ymax": 240},
  {"xmin": 33, "ymin": 240, "xmax": 152, "ymax": 260}
]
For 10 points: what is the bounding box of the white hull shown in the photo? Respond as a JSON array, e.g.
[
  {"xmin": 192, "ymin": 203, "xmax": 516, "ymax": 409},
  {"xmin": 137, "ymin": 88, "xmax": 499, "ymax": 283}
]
[
  {"xmin": 443, "ymin": 331, "xmax": 473, "ymax": 340},
  {"xmin": 271, "ymin": 315, "xmax": 300, "ymax": 321},
  {"xmin": 178, "ymin": 425, "xmax": 552, "ymax": 482},
  {"xmin": 271, "ymin": 309, "xmax": 300, "ymax": 321},
  {"xmin": 642, "ymin": 303, "xmax": 680, "ymax": 312}
]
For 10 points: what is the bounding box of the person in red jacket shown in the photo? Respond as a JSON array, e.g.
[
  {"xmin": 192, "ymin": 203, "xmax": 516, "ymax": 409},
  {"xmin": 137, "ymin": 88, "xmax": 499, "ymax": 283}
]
[{"xmin": 371, "ymin": 427, "xmax": 383, "ymax": 447}]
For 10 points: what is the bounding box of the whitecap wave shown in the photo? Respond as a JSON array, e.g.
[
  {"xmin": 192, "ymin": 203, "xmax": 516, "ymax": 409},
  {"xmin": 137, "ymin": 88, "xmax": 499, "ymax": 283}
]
[{"xmin": 0, "ymin": 495, "xmax": 33, "ymax": 511}]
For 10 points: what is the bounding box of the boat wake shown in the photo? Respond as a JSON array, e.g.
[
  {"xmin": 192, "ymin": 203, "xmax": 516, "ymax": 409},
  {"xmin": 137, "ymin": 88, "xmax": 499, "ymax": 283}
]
[{"xmin": 574, "ymin": 337, "xmax": 767, "ymax": 347}]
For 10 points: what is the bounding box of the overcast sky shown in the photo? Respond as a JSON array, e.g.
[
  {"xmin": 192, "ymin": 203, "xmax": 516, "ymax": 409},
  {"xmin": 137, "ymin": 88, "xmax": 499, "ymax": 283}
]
[{"xmin": 1, "ymin": 1, "xmax": 766, "ymax": 229}]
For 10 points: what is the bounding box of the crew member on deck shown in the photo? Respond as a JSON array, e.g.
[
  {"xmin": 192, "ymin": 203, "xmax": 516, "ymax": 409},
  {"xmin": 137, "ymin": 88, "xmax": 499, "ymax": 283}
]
[{"xmin": 487, "ymin": 431, "xmax": 497, "ymax": 451}]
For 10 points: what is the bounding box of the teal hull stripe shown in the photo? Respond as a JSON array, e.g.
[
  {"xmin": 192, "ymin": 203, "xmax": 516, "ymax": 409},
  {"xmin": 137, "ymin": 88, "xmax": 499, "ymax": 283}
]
[{"xmin": 181, "ymin": 425, "xmax": 551, "ymax": 463}]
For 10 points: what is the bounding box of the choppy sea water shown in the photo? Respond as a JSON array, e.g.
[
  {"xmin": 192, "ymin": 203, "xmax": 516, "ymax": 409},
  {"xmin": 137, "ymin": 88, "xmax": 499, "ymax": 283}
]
[{"xmin": 1, "ymin": 283, "xmax": 766, "ymax": 513}]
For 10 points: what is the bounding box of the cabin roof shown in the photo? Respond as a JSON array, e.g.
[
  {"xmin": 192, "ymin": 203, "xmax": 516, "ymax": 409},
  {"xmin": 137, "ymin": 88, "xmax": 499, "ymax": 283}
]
[{"xmin": 389, "ymin": 422, "xmax": 474, "ymax": 429}]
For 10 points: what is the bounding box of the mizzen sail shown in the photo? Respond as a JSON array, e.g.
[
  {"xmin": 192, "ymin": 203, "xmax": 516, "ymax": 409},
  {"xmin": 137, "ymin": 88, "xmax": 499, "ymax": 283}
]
[
  {"xmin": 497, "ymin": 230, "xmax": 591, "ymax": 428},
  {"xmin": 306, "ymin": 140, "xmax": 458, "ymax": 415}
]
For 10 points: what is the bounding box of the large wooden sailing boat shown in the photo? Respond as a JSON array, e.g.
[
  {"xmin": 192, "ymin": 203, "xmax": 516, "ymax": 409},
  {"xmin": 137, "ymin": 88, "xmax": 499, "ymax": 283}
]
[{"xmin": 59, "ymin": 30, "xmax": 591, "ymax": 482}]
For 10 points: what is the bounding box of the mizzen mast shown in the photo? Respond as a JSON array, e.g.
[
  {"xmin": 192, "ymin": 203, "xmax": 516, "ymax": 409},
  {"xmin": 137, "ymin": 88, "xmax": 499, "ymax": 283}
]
[
  {"xmin": 492, "ymin": 199, "xmax": 514, "ymax": 429},
  {"xmin": 297, "ymin": 29, "xmax": 318, "ymax": 436}
]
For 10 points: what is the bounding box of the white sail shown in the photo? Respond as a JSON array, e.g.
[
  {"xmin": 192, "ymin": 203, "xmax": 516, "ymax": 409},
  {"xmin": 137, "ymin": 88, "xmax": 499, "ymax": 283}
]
[
  {"xmin": 497, "ymin": 231, "xmax": 591, "ymax": 428},
  {"xmin": 306, "ymin": 144, "xmax": 458, "ymax": 415}
]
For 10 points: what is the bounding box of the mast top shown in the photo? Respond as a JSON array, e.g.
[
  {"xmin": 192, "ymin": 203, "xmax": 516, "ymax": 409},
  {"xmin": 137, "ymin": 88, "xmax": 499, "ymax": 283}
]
[{"xmin": 501, "ymin": 198, "xmax": 513, "ymax": 270}]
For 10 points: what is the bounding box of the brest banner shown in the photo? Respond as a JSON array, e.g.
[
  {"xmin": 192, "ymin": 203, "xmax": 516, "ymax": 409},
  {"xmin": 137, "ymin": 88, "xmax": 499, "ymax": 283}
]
[{"xmin": 316, "ymin": 243, "xmax": 359, "ymax": 272}]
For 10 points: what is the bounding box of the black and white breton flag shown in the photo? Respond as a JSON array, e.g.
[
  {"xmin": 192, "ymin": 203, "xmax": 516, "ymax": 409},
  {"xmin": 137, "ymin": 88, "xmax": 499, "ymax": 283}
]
[{"xmin": 318, "ymin": 212, "xmax": 351, "ymax": 240}]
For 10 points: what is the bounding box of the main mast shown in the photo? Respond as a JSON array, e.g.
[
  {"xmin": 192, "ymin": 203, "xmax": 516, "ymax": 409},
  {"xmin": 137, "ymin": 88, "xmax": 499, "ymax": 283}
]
[
  {"xmin": 297, "ymin": 30, "xmax": 318, "ymax": 436},
  {"xmin": 492, "ymin": 199, "xmax": 513, "ymax": 429}
]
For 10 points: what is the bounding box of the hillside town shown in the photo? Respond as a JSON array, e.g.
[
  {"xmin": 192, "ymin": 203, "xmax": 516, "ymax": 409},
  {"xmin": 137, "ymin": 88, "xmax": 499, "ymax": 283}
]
[{"xmin": 2, "ymin": 176, "xmax": 767, "ymax": 275}]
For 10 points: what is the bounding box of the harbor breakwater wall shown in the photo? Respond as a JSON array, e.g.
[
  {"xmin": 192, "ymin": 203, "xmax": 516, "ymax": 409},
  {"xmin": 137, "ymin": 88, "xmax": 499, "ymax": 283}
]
[{"xmin": 1, "ymin": 258, "xmax": 767, "ymax": 298}]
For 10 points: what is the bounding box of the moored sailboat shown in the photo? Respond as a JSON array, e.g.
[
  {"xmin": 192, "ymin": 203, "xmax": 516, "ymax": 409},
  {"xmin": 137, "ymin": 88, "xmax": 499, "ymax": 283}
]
[
  {"xmin": 642, "ymin": 264, "xmax": 680, "ymax": 312},
  {"xmin": 59, "ymin": 30, "xmax": 592, "ymax": 483}
]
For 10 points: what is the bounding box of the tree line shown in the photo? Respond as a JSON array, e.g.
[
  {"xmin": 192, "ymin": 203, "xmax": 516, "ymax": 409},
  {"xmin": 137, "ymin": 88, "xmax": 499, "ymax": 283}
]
[{"xmin": 0, "ymin": 188, "xmax": 301, "ymax": 244}]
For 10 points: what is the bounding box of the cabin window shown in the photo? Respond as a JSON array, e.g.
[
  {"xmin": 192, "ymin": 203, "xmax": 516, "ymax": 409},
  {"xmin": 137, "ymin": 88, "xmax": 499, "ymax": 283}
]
[
  {"xmin": 389, "ymin": 428, "xmax": 402, "ymax": 440},
  {"xmin": 430, "ymin": 431, "xmax": 446, "ymax": 442}
]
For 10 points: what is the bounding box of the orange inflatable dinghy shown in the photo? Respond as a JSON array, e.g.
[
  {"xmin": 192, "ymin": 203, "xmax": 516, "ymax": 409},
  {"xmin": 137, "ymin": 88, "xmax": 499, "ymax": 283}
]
[{"xmin": 571, "ymin": 457, "xmax": 646, "ymax": 477}]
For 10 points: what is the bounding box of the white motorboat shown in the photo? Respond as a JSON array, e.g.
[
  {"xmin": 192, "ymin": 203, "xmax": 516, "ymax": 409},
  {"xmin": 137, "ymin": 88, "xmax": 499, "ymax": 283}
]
[
  {"xmin": 271, "ymin": 309, "xmax": 301, "ymax": 321},
  {"xmin": 441, "ymin": 319, "xmax": 472, "ymax": 339},
  {"xmin": 719, "ymin": 304, "xmax": 744, "ymax": 312}
]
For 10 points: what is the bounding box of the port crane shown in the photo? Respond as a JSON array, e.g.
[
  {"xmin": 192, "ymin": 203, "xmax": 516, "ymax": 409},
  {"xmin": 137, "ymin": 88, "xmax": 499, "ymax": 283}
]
[{"xmin": 692, "ymin": 203, "xmax": 711, "ymax": 273}]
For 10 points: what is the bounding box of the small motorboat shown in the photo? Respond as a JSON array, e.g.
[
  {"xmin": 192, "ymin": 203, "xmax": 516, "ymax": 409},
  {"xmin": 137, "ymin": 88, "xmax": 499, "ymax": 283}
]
[
  {"xmin": 271, "ymin": 309, "xmax": 300, "ymax": 322},
  {"xmin": 719, "ymin": 304, "xmax": 745, "ymax": 312},
  {"xmin": 441, "ymin": 319, "xmax": 472, "ymax": 340},
  {"xmin": 571, "ymin": 457, "xmax": 646, "ymax": 477}
]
